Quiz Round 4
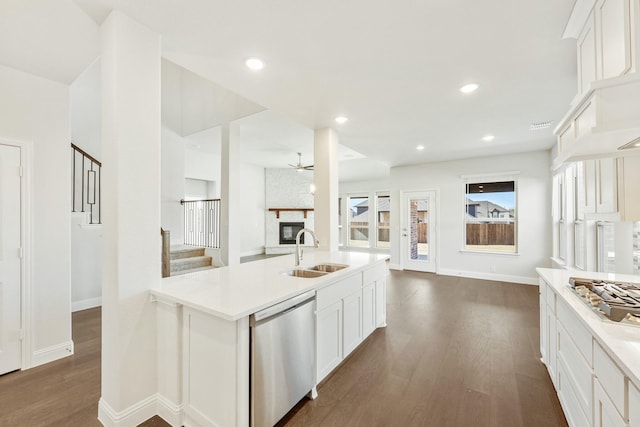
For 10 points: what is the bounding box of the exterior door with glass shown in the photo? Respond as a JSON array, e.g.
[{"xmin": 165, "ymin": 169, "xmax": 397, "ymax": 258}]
[{"xmin": 401, "ymin": 191, "xmax": 437, "ymax": 272}]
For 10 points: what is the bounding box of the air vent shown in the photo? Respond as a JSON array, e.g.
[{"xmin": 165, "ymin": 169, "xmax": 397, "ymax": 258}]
[{"xmin": 529, "ymin": 121, "xmax": 553, "ymax": 131}]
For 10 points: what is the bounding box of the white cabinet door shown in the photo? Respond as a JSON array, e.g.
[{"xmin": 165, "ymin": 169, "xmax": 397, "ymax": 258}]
[
  {"xmin": 362, "ymin": 282, "xmax": 376, "ymax": 338},
  {"xmin": 596, "ymin": 157, "xmax": 618, "ymax": 213},
  {"xmin": 375, "ymin": 278, "xmax": 387, "ymax": 327},
  {"xmin": 578, "ymin": 11, "xmax": 598, "ymax": 94},
  {"xmin": 618, "ymin": 156, "xmax": 640, "ymax": 221},
  {"xmin": 584, "ymin": 160, "xmax": 597, "ymax": 214},
  {"xmin": 630, "ymin": 382, "xmax": 640, "ymax": 427},
  {"xmin": 596, "ymin": 0, "xmax": 631, "ymax": 79},
  {"xmin": 317, "ymin": 301, "xmax": 343, "ymax": 382},
  {"xmin": 594, "ymin": 380, "xmax": 626, "ymax": 427},
  {"xmin": 540, "ymin": 287, "xmax": 548, "ymax": 364},
  {"xmin": 547, "ymin": 308, "xmax": 558, "ymax": 387},
  {"xmin": 342, "ymin": 291, "xmax": 362, "ymax": 357}
]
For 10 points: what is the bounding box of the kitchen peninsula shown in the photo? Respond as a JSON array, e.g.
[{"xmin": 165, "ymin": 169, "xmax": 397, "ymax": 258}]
[
  {"xmin": 151, "ymin": 251, "xmax": 389, "ymax": 427},
  {"xmin": 537, "ymin": 268, "xmax": 640, "ymax": 427}
]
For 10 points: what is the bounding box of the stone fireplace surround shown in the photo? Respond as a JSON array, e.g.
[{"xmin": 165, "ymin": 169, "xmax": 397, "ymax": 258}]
[{"xmin": 265, "ymin": 168, "xmax": 314, "ymax": 254}]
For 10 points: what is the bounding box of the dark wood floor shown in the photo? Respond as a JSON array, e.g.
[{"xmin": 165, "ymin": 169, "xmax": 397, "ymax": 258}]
[
  {"xmin": 280, "ymin": 270, "xmax": 568, "ymax": 427},
  {"xmin": 0, "ymin": 270, "xmax": 567, "ymax": 427}
]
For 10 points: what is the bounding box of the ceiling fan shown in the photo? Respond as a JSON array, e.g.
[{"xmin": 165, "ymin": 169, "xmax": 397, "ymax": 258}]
[{"xmin": 288, "ymin": 152, "xmax": 314, "ymax": 172}]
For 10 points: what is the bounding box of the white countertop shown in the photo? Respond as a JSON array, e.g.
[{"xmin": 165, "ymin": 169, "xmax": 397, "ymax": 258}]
[
  {"xmin": 152, "ymin": 250, "xmax": 389, "ymax": 322},
  {"xmin": 537, "ymin": 267, "xmax": 640, "ymax": 386}
]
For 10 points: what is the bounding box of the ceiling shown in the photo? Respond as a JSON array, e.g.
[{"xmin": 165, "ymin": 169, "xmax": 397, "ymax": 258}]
[{"xmin": 0, "ymin": 0, "xmax": 578, "ymax": 172}]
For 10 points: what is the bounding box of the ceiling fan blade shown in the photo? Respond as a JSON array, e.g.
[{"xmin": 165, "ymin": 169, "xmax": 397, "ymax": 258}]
[{"xmin": 303, "ymin": 165, "xmax": 314, "ymax": 170}]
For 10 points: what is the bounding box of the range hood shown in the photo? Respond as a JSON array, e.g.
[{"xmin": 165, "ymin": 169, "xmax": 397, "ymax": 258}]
[{"xmin": 553, "ymin": 74, "xmax": 640, "ymax": 165}]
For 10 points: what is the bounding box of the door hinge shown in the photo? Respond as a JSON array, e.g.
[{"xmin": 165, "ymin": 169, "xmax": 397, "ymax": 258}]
[
  {"xmin": 19, "ymin": 329, "xmax": 24, "ymax": 341},
  {"xmin": 19, "ymin": 166, "xmax": 23, "ymax": 177},
  {"xmin": 18, "ymin": 247, "xmax": 23, "ymax": 259}
]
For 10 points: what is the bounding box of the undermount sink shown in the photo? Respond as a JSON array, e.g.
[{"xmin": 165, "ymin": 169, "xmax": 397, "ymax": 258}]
[
  {"xmin": 284, "ymin": 269, "xmax": 328, "ymax": 278},
  {"xmin": 308, "ymin": 263, "xmax": 349, "ymax": 273}
]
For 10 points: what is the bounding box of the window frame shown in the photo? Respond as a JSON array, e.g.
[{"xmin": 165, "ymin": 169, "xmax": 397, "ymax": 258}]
[{"xmin": 461, "ymin": 172, "xmax": 519, "ymax": 255}]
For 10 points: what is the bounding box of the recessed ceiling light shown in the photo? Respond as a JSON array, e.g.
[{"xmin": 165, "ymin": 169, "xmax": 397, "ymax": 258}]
[
  {"xmin": 482, "ymin": 135, "xmax": 495, "ymax": 141},
  {"xmin": 245, "ymin": 57, "xmax": 265, "ymax": 71},
  {"xmin": 460, "ymin": 83, "xmax": 479, "ymax": 94},
  {"xmin": 416, "ymin": 145, "xmax": 425, "ymax": 151},
  {"xmin": 335, "ymin": 116, "xmax": 348, "ymax": 124},
  {"xmin": 529, "ymin": 121, "xmax": 553, "ymax": 131}
]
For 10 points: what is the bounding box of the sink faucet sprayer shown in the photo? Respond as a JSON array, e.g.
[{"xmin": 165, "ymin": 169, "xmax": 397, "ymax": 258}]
[{"xmin": 295, "ymin": 228, "xmax": 319, "ymax": 266}]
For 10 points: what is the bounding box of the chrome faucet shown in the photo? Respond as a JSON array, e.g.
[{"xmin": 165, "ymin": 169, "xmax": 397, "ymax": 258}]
[{"xmin": 295, "ymin": 228, "xmax": 320, "ymax": 266}]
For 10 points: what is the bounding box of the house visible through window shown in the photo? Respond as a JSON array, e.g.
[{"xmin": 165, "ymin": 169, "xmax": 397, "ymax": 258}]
[
  {"xmin": 348, "ymin": 196, "xmax": 369, "ymax": 247},
  {"xmin": 376, "ymin": 195, "xmax": 390, "ymax": 248},
  {"xmin": 464, "ymin": 178, "xmax": 517, "ymax": 253}
]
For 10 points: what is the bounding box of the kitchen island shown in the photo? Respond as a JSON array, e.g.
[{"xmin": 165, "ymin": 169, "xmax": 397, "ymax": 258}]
[
  {"xmin": 537, "ymin": 268, "xmax": 640, "ymax": 427},
  {"xmin": 152, "ymin": 250, "xmax": 389, "ymax": 427}
]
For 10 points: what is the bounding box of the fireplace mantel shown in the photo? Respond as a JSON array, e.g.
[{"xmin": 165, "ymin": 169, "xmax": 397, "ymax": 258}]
[{"xmin": 268, "ymin": 208, "xmax": 314, "ymax": 219}]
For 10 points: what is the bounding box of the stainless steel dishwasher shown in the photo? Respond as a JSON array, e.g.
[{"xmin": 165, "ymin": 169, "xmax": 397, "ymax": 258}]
[{"xmin": 250, "ymin": 290, "xmax": 316, "ymax": 427}]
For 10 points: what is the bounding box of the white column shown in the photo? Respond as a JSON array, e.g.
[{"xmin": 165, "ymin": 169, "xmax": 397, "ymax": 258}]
[
  {"xmin": 220, "ymin": 122, "xmax": 241, "ymax": 265},
  {"xmin": 313, "ymin": 128, "xmax": 339, "ymax": 251},
  {"xmin": 99, "ymin": 11, "xmax": 161, "ymax": 424}
]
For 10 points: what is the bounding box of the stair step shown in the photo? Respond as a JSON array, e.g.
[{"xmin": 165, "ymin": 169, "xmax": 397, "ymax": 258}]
[
  {"xmin": 170, "ymin": 255, "xmax": 212, "ymax": 272},
  {"xmin": 170, "ymin": 265, "xmax": 216, "ymax": 276},
  {"xmin": 170, "ymin": 245, "xmax": 205, "ymax": 260}
]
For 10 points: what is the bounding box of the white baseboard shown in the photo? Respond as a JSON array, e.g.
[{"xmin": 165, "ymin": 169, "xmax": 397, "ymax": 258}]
[
  {"xmin": 98, "ymin": 394, "xmax": 159, "ymax": 427},
  {"xmin": 72, "ymin": 297, "xmax": 102, "ymax": 312},
  {"xmin": 31, "ymin": 340, "xmax": 74, "ymax": 368},
  {"xmin": 438, "ymin": 268, "xmax": 538, "ymax": 285},
  {"xmin": 388, "ymin": 263, "xmax": 402, "ymax": 270},
  {"xmin": 240, "ymin": 247, "xmax": 265, "ymax": 257},
  {"xmin": 156, "ymin": 394, "xmax": 184, "ymax": 427}
]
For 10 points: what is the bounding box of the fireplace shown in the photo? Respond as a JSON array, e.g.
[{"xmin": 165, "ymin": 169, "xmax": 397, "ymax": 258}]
[{"xmin": 279, "ymin": 222, "xmax": 305, "ymax": 245}]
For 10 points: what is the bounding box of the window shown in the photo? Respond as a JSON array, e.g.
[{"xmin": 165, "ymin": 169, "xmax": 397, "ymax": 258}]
[
  {"xmin": 348, "ymin": 196, "xmax": 369, "ymax": 247},
  {"xmin": 338, "ymin": 197, "xmax": 343, "ymax": 247},
  {"xmin": 573, "ymin": 164, "xmax": 585, "ymax": 270},
  {"xmin": 634, "ymin": 222, "xmax": 640, "ymax": 275},
  {"xmin": 464, "ymin": 177, "xmax": 517, "ymax": 253},
  {"xmin": 597, "ymin": 221, "xmax": 615, "ymax": 273},
  {"xmin": 376, "ymin": 195, "xmax": 390, "ymax": 248}
]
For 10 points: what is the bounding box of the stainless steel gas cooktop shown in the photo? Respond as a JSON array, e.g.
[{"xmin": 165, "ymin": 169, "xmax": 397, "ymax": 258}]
[{"xmin": 569, "ymin": 277, "xmax": 640, "ymax": 325}]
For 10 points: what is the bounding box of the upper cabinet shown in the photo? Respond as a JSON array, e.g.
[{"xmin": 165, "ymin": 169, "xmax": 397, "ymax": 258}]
[
  {"xmin": 554, "ymin": 0, "xmax": 640, "ymax": 164},
  {"xmin": 580, "ymin": 155, "xmax": 640, "ymax": 221}
]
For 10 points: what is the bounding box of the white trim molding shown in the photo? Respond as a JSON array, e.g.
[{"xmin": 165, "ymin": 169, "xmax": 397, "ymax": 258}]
[
  {"xmin": 438, "ymin": 268, "xmax": 538, "ymax": 285},
  {"xmin": 98, "ymin": 395, "xmax": 159, "ymax": 427},
  {"xmin": 72, "ymin": 297, "xmax": 102, "ymax": 312},
  {"xmin": 156, "ymin": 394, "xmax": 184, "ymax": 427},
  {"xmin": 31, "ymin": 340, "xmax": 74, "ymax": 368}
]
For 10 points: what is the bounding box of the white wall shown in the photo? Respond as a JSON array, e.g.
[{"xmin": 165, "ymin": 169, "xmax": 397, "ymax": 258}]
[
  {"xmin": 185, "ymin": 147, "xmax": 221, "ymax": 186},
  {"xmin": 70, "ymin": 59, "xmax": 102, "ymax": 311},
  {"xmin": 161, "ymin": 126, "xmax": 186, "ymax": 244},
  {"xmin": 390, "ymin": 150, "xmax": 552, "ymax": 284},
  {"xmin": 70, "ymin": 58, "xmax": 101, "ymax": 158},
  {"xmin": 0, "ymin": 64, "xmax": 72, "ymax": 365},
  {"xmin": 240, "ymin": 163, "xmax": 266, "ymax": 256}
]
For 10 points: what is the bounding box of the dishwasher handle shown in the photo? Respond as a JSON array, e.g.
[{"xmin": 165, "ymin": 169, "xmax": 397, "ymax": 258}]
[{"xmin": 251, "ymin": 290, "xmax": 316, "ymax": 323}]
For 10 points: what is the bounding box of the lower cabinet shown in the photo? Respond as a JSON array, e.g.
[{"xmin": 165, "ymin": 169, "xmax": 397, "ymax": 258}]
[
  {"xmin": 342, "ymin": 290, "xmax": 363, "ymax": 357},
  {"xmin": 594, "ymin": 380, "xmax": 626, "ymax": 427},
  {"xmin": 540, "ymin": 276, "xmax": 640, "ymax": 427},
  {"xmin": 316, "ymin": 300, "xmax": 343, "ymax": 381},
  {"xmin": 630, "ymin": 382, "xmax": 640, "ymax": 426},
  {"xmin": 316, "ymin": 262, "xmax": 388, "ymax": 383},
  {"xmin": 362, "ymin": 282, "xmax": 376, "ymax": 338}
]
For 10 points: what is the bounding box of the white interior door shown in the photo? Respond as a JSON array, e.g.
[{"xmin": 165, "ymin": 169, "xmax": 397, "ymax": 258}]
[
  {"xmin": 0, "ymin": 144, "xmax": 22, "ymax": 375},
  {"xmin": 401, "ymin": 190, "xmax": 437, "ymax": 272}
]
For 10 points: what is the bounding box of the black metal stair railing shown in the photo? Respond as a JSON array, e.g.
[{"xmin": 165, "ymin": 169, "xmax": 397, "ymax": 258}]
[
  {"xmin": 182, "ymin": 199, "xmax": 220, "ymax": 248},
  {"xmin": 71, "ymin": 143, "xmax": 101, "ymax": 224}
]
